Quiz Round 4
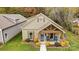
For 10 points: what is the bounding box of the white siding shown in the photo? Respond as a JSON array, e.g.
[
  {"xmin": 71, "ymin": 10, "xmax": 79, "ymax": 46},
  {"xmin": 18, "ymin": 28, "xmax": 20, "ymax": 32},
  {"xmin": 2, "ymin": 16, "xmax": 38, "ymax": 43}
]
[
  {"xmin": 3, "ymin": 23, "xmax": 24, "ymax": 43},
  {"xmin": 22, "ymin": 29, "xmax": 28, "ymax": 40},
  {"xmin": 23, "ymin": 15, "xmax": 50, "ymax": 29},
  {"xmin": 22, "ymin": 29, "xmax": 35, "ymax": 40},
  {"xmin": 0, "ymin": 29, "xmax": 3, "ymax": 43}
]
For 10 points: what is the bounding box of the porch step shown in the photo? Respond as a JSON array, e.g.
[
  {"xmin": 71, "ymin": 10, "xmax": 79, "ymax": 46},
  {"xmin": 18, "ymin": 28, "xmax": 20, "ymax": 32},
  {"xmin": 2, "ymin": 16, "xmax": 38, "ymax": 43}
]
[{"xmin": 40, "ymin": 42, "xmax": 47, "ymax": 51}]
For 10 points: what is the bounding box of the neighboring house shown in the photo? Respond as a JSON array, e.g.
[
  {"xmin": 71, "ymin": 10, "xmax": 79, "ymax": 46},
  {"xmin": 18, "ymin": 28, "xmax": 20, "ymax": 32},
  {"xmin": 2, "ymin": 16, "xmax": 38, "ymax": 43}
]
[
  {"xmin": 22, "ymin": 13, "xmax": 66, "ymax": 42},
  {"xmin": 73, "ymin": 18, "xmax": 79, "ymax": 27},
  {"xmin": 0, "ymin": 14, "xmax": 27, "ymax": 44},
  {"xmin": 73, "ymin": 18, "xmax": 79, "ymax": 35}
]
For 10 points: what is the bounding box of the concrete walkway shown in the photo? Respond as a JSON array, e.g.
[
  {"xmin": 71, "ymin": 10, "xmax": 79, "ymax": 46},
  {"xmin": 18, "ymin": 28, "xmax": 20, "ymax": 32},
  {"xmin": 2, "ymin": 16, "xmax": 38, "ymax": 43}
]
[{"xmin": 40, "ymin": 42, "xmax": 47, "ymax": 51}]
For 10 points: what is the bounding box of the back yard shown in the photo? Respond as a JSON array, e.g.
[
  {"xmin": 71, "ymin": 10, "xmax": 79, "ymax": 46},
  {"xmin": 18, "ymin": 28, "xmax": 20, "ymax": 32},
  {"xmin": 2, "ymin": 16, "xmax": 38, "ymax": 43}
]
[{"xmin": 0, "ymin": 31, "xmax": 79, "ymax": 51}]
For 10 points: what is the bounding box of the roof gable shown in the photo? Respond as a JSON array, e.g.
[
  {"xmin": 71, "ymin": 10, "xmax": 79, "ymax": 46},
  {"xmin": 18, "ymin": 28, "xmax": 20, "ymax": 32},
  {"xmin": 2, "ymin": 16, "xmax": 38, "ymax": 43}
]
[{"xmin": 22, "ymin": 13, "xmax": 65, "ymax": 33}]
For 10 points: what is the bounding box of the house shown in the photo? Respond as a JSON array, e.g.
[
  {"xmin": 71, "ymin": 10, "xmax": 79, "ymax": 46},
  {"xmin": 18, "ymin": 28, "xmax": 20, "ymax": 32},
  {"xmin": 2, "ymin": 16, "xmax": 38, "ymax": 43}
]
[
  {"xmin": 0, "ymin": 14, "xmax": 27, "ymax": 44},
  {"xmin": 73, "ymin": 18, "xmax": 79, "ymax": 27},
  {"xmin": 22, "ymin": 13, "xmax": 66, "ymax": 43}
]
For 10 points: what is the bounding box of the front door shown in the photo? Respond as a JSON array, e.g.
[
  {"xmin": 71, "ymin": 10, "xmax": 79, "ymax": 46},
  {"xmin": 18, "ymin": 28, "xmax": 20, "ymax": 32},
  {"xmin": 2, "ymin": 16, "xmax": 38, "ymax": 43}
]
[
  {"xmin": 53, "ymin": 34, "xmax": 59, "ymax": 42},
  {"xmin": 40, "ymin": 34, "xmax": 44, "ymax": 41},
  {"xmin": 28, "ymin": 32, "xmax": 34, "ymax": 40},
  {"xmin": 40, "ymin": 34, "xmax": 46, "ymax": 41}
]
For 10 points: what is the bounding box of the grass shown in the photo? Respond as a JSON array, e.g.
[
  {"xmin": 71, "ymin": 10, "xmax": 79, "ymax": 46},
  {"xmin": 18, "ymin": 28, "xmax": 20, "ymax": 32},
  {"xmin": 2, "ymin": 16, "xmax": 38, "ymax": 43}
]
[
  {"xmin": 0, "ymin": 31, "xmax": 79, "ymax": 51},
  {"xmin": 0, "ymin": 32, "xmax": 39, "ymax": 51},
  {"xmin": 47, "ymin": 31, "xmax": 79, "ymax": 51}
]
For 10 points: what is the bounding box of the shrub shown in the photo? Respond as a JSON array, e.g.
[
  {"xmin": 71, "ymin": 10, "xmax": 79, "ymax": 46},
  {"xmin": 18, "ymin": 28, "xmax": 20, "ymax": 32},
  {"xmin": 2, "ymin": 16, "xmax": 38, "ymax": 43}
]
[
  {"xmin": 24, "ymin": 38, "xmax": 30, "ymax": 42},
  {"xmin": 49, "ymin": 42, "xmax": 54, "ymax": 46},
  {"xmin": 60, "ymin": 40, "xmax": 69, "ymax": 47},
  {"xmin": 34, "ymin": 38, "xmax": 39, "ymax": 43},
  {"xmin": 60, "ymin": 41, "xmax": 65, "ymax": 47},
  {"xmin": 35, "ymin": 42, "xmax": 40, "ymax": 47},
  {"xmin": 45, "ymin": 41, "xmax": 50, "ymax": 47},
  {"xmin": 54, "ymin": 42, "xmax": 61, "ymax": 47},
  {"xmin": 0, "ymin": 42, "xmax": 3, "ymax": 46},
  {"xmin": 64, "ymin": 40, "xmax": 69, "ymax": 46}
]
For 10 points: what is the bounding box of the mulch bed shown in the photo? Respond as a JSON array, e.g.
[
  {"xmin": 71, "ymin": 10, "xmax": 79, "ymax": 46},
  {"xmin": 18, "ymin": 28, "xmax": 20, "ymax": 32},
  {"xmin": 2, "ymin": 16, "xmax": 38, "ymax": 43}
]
[
  {"xmin": 21, "ymin": 41, "xmax": 70, "ymax": 49},
  {"xmin": 0, "ymin": 43, "xmax": 3, "ymax": 48},
  {"xmin": 47, "ymin": 45, "xmax": 70, "ymax": 48}
]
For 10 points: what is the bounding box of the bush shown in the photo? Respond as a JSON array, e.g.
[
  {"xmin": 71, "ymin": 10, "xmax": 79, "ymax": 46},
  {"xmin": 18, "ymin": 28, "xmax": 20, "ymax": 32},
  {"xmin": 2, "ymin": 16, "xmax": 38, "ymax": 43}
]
[
  {"xmin": 49, "ymin": 42, "xmax": 54, "ymax": 46},
  {"xmin": 54, "ymin": 42, "xmax": 61, "ymax": 47},
  {"xmin": 60, "ymin": 40, "xmax": 69, "ymax": 47},
  {"xmin": 25, "ymin": 38, "xmax": 30, "ymax": 42},
  {"xmin": 60, "ymin": 41, "xmax": 65, "ymax": 47},
  {"xmin": 0, "ymin": 42, "xmax": 3, "ymax": 46},
  {"xmin": 45, "ymin": 41, "xmax": 50, "ymax": 47},
  {"xmin": 34, "ymin": 38, "xmax": 39, "ymax": 43},
  {"xmin": 64, "ymin": 40, "xmax": 69, "ymax": 46},
  {"xmin": 35, "ymin": 42, "xmax": 40, "ymax": 47}
]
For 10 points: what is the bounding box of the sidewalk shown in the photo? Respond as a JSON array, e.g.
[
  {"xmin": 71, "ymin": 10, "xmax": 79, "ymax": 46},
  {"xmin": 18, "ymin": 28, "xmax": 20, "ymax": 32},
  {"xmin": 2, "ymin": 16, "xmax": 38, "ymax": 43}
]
[{"xmin": 40, "ymin": 42, "xmax": 47, "ymax": 51}]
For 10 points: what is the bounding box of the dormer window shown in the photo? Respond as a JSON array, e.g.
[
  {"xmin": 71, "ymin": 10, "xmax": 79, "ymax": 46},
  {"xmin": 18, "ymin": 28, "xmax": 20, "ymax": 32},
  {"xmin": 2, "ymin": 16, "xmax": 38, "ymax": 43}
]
[{"xmin": 37, "ymin": 16, "xmax": 45, "ymax": 22}]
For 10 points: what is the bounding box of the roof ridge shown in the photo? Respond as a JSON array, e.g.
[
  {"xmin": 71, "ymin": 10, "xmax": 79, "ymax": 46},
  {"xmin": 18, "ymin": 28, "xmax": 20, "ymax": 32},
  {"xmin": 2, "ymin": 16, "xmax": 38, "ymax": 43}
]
[
  {"xmin": 2, "ymin": 16, "xmax": 15, "ymax": 23},
  {"xmin": 22, "ymin": 13, "xmax": 65, "ymax": 33}
]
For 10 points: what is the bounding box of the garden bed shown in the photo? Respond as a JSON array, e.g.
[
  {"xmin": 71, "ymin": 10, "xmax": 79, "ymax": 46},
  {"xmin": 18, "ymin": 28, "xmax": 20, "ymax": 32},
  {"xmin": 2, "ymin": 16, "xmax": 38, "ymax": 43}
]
[{"xmin": 47, "ymin": 45, "xmax": 70, "ymax": 48}]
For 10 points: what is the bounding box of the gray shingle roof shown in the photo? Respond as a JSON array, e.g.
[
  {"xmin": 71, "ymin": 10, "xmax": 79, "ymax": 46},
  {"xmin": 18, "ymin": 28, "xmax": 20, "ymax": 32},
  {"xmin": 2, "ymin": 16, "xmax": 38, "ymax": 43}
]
[
  {"xmin": 0, "ymin": 14, "xmax": 27, "ymax": 29},
  {"xmin": 22, "ymin": 13, "xmax": 65, "ymax": 33}
]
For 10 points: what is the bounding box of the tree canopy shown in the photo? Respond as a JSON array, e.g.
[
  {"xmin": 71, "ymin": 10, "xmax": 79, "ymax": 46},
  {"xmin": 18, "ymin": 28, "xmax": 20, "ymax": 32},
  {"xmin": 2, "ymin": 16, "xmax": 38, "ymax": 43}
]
[{"xmin": 0, "ymin": 7, "xmax": 79, "ymax": 32}]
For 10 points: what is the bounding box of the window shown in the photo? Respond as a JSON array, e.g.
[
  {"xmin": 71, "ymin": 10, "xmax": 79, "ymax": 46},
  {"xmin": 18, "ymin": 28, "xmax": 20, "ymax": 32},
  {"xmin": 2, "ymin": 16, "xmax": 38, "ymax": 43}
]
[
  {"xmin": 40, "ymin": 34, "xmax": 44, "ymax": 41},
  {"xmin": 28, "ymin": 32, "xmax": 33, "ymax": 39},
  {"xmin": 5, "ymin": 33, "xmax": 7, "ymax": 39},
  {"xmin": 37, "ymin": 17, "xmax": 45, "ymax": 22}
]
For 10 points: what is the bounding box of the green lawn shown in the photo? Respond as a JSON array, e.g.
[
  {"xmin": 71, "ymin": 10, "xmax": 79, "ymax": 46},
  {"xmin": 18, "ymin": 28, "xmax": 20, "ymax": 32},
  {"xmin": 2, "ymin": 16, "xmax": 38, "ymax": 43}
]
[
  {"xmin": 0, "ymin": 31, "xmax": 79, "ymax": 51},
  {"xmin": 47, "ymin": 31, "xmax": 79, "ymax": 51},
  {"xmin": 0, "ymin": 32, "xmax": 39, "ymax": 51}
]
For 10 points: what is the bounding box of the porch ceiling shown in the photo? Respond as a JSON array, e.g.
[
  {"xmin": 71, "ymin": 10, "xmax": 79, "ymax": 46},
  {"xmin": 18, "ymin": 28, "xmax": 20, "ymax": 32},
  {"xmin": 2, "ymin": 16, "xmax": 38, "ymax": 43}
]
[{"xmin": 40, "ymin": 30, "xmax": 61, "ymax": 34}]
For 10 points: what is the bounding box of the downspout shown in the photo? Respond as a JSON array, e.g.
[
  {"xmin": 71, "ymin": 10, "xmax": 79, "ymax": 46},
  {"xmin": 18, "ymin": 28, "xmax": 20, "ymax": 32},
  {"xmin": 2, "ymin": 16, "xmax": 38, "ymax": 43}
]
[{"xmin": 0, "ymin": 29, "xmax": 5, "ymax": 44}]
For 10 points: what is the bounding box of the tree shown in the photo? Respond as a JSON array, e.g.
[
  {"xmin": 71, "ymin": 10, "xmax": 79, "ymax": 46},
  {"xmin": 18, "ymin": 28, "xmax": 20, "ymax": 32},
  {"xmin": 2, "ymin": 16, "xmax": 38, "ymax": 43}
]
[{"xmin": 44, "ymin": 7, "xmax": 74, "ymax": 31}]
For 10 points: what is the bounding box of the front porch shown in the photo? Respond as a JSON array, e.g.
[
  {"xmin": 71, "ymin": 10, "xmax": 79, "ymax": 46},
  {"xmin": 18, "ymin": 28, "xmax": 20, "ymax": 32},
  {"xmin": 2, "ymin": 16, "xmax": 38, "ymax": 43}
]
[
  {"xmin": 25, "ymin": 24, "xmax": 69, "ymax": 47},
  {"xmin": 38, "ymin": 30, "xmax": 63, "ymax": 42},
  {"xmin": 33, "ymin": 24, "xmax": 69, "ymax": 47}
]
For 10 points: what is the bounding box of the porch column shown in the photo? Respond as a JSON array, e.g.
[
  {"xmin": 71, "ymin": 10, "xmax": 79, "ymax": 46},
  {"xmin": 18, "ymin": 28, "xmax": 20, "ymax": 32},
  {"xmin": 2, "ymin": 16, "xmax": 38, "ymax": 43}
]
[
  {"xmin": 44, "ymin": 33, "xmax": 46, "ymax": 41},
  {"xmin": 58, "ymin": 33, "xmax": 60, "ymax": 42},
  {"xmin": 63, "ymin": 34, "xmax": 65, "ymax": 39},
  {"xmin": 34, "ymin": 32, "xmax": 39, "ymax": 40}
]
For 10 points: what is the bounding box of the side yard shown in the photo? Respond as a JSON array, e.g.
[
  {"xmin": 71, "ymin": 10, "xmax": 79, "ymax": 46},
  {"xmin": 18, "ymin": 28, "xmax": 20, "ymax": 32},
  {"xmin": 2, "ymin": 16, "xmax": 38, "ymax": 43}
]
[
  {"xmin": 0, "ymin": 32, "xmax": 39, "ymax": 51},
  {"xmin": 0, "ymin": 31, "xmax": 79, "ymax": 51},
  {"xmin": 47, "ymin": 31, "xmax": 79, "ymax": 51}
]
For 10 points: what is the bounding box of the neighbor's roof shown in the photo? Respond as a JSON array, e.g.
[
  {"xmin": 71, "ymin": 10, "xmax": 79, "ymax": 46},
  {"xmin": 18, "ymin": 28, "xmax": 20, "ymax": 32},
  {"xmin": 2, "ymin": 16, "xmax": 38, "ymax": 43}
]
[
  {"xmin": 0, "ymin": 14, "xmax": 27, "ymax": 29},
  {"xmin": 73, "ymin": 18, "xmax": 79, "ymax": 23},
  {"xmin": 22, "ymin": 13, "xmax": 65, "ymax": 33}
]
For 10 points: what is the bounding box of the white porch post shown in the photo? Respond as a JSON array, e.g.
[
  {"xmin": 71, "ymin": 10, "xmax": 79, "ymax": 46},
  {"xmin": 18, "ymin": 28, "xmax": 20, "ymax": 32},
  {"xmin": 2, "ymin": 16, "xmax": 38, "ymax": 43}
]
[
  {"xmin": 0, "ymin": 29, "xmax": 4, "ymax": 44},
  {"xmin": 58, "ymin": 34, "xmax": 60, "ymax": 42},
  {"xmin": 44, "ymin": 33, "xmax": 46, "ymax": 41}
]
